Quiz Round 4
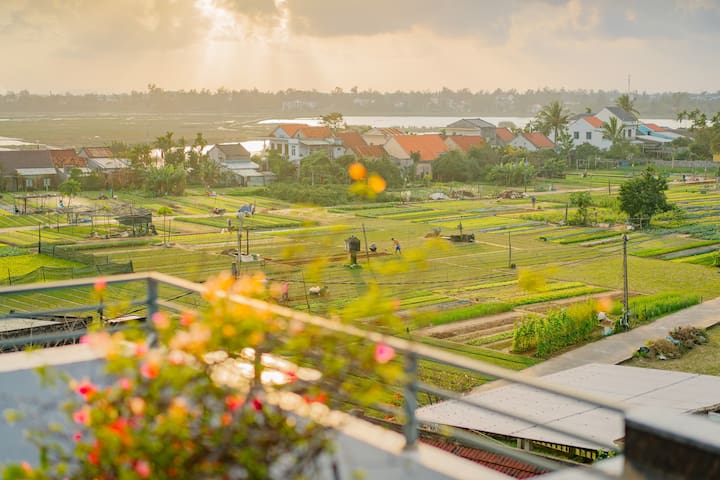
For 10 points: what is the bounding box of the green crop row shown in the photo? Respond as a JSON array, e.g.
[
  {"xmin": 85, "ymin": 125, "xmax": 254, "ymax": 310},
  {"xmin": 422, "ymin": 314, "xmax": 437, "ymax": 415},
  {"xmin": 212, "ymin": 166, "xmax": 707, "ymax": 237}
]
[
  {"xmin": 633, "ymin": 240, "xmax": 717, "ymax": 257},
  {"xmin": 610, "ymin": 292, "xmax": 701, "ymax": 326},
  {"xmin": 508, "ymin": 285, "xmax": 609, "ymax": 306},
  {"xmin": 408, "ymin": 302, "xmax": 513, "ymax": 329},
  {"xmin": 467, "ymin": 330, "xmax": 515, "ymax": 347},
  {"xmin": 512, "ymin": 300, "xmax": 598, "ymax": 357}
]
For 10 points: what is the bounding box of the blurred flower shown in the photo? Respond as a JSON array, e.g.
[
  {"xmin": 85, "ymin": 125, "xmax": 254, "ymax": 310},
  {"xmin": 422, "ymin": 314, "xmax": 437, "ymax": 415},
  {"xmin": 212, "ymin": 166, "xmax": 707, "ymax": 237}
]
[
  {"xmin": 252, "ymin": 398, "xmax": 263, "ymax": 411},
  {"xmin": 72, "ymin": 431, "xmax": 82, "ymax": 442},
  {"xmin": 129, "ymin": 397, "xmax": 146, "ymax": 416},
  {"xmin": 72, "ymin": 406, "xmax": 91, "ymax": 426},
  {"xmin": 72, "ymin": 378, "xmax": 97, "ymax": 401},
  {"xmin": 225, "ymin": 395, "xmax": 244, "ymax": 412},
  {"xmin": 180, "ymin": 310, "xmax": 196, "ymax": 327},
  {"xmin": 152, "ymin": 312, "xmax": 170, "ymax": 330},
  {"xmin": 134, "ymin": 460, "xmax": 151, "ymax": 478},
  {"xmin": 374, "ymin": 343, "xmax": 396, "ymax": 364},
  {"xmin": 348, "ymin": 162, "xmax": 367, "ymax": 180},
  {"xmin": 93, "ymin": 278, "xmax": 107, "ymax": 294},
  {"xmin": 367, "ymin": 173, "xmax": 387, "ymax": 193},
  {"xmin": 118, "ymin": 378, "xmax": 132, "ymax": 391},
  {"xmin": 140, "ymin": 361, "xmax": 159, "ymax": 380}
]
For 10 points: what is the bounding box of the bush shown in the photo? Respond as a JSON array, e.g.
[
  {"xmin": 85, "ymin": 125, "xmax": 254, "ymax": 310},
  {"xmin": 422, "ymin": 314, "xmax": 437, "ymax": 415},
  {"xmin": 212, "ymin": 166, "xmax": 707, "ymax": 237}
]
[
  {"xmin": 512, "ymin": 300, "xmax": 598, "ymax": 357},
  {"xmin": 611, "ymin": 293, "xmax": 701, "ymax": 326}
]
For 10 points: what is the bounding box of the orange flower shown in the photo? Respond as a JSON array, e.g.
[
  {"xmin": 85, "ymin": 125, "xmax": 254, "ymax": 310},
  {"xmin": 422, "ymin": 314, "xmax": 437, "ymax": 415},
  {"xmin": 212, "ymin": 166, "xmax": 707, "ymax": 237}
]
[
  {"xmin": 348, "ymin": 162, "xmax": 367, "ymax": 180},
  {"xmin": 140, "ymin": 361, "xmax": 159, "ymax": 379},
  {"xmin": 225, "ymin": 395, "xmax": 244, "ymax": 412},
  {"xmin": 180, "ymin": 310, "xmax": 196, "ymax": 327},
  {"xmin": 93, "ymin": 277, "xmax": 107, "ymax": 293},
  {"xmin": 129, "ymin": 397, "xmax": 146, "ymax": 416},
  {"xmin": 367, "ymin": 173, "xmax": 387, "ymax": 193}
]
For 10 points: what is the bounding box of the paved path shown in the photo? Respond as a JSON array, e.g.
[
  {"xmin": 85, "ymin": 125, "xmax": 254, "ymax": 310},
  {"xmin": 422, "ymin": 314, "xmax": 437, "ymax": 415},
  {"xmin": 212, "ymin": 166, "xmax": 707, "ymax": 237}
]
[{"xmin": 518, "ymin": 296, "xmax": 720, "ymax": 378}]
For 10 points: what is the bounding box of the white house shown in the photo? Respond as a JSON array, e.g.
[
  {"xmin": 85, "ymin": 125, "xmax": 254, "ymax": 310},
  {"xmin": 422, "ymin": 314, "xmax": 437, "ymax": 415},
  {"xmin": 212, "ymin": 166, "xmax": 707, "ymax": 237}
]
[
  {"xmin": 595, "ymin": 106, "xmax": 639, "ymax": 141},
  {"xmin": 567, "ymin": 116, "xmax": 612, "ymax": 150},
  {"xmin": 509, "ymin": 132, "xmax": 555, "ymax": 152},
  {"xmin": 267, "ymin": 125, "xmax": 343, "ymax": 162}
]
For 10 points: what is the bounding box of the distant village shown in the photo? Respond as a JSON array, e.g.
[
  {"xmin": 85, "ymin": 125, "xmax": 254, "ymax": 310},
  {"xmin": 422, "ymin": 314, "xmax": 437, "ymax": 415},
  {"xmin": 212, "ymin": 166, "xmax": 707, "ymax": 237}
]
[{"xmin": 0, "ymin": 105, "xmax": 689, "ymax": 194}]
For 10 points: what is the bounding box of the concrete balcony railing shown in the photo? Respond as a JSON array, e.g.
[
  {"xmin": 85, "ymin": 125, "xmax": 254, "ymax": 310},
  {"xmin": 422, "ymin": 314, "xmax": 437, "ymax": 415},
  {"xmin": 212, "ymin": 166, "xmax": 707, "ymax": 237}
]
[{"xmin": 1, "ymin": 272, "xmax": 719, "ymax": 479}]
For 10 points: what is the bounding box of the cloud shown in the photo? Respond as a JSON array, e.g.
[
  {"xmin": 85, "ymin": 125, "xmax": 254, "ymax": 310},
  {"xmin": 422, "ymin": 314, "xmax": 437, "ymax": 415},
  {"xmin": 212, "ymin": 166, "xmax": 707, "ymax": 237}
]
[{"xmin": 1, "ymin": 0, "xmax": 212, "ymax": 58}]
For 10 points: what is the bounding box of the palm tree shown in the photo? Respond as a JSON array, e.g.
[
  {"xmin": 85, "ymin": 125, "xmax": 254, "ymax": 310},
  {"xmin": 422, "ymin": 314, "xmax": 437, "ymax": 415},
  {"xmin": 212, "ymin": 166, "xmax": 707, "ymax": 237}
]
[
  {"xmin": 601, "ymin": 117, "xmax": 624, "ymax": 144},
  {"xmin": 536, "ymin": 100, "xmax": 570, "ymax": 142},
  {"xmin": 157, "ymin": 206, "xmax": 173, "ymax": 246},
  {"xmin": 615, "ymin": 94, "xmax": 639, "ymax": 119}
]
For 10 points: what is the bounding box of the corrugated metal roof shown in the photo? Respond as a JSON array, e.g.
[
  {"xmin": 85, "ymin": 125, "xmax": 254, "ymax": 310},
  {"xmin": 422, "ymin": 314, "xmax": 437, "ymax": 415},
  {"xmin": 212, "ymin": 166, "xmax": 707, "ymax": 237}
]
[
  {"xmin": 15, "ymin": 168, "xmax": 57, "ymax": 175},
  {"xmin": 417, "ymin": 363, "xmax": 720, "ymax": 450}
]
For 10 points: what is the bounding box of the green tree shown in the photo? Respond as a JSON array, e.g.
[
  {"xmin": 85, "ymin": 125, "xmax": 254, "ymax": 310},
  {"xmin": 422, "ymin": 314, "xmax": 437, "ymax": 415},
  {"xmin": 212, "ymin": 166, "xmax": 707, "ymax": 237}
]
[
  {"xmin": 431, "ymin": 150, "xmax": 479, "ymax": 182},
  {"xmin": 535, "ymin": 100, "xmax": 570, "ymax": 142},
  {"xmin": 320, "ymin": 112, "xmax": 344, "ymax": 132},
  {"xmin": 601, "ymin": 117, "xmax": 624, "ymax": 144},
  {"xmin": 58, "ymin": 178, "xmax": 81, "ymax": 207},
  {"xmin": 615, "ymin": 94, "xmax": 639, "ymax": 118},
  {"xmin": 619, "ymin": 166, "xmax": 670, "ymax": 227},
  {"xmin": 266, "ymin": 149, "xmax": 297, "ymax": 182},
  {"xmin": 569, "ymin": 191, "xmax": 592, "ymax": 225}
]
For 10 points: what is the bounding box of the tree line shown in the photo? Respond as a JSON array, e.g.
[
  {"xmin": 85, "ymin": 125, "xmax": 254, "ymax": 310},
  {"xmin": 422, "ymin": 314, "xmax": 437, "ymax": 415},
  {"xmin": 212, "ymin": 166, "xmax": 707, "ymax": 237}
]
[{"xmin": 2, "ymin": 86, "xmax": 720, "ymax": 117}]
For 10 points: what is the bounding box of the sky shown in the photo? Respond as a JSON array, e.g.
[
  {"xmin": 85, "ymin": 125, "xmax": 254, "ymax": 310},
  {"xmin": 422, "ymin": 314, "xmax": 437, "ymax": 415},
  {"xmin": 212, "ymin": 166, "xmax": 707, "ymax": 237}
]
[{"xmin": 2, "ymin": 0, "xmax": 720, "ymax": 94}]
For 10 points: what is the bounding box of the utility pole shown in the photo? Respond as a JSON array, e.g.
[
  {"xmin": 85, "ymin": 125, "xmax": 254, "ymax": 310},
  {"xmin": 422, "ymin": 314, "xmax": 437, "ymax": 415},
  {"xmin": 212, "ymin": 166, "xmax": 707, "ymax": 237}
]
[
  {"xmin": 621, "ymin": 233, "xmax": 630, "ymax": 329},
  {"xmin": 38, "ymin": 222, "xmax": 41, "ymax": 253},
  {"xmin": 508, "ymin": 232, "xmax": 513, "ymax": 269}
]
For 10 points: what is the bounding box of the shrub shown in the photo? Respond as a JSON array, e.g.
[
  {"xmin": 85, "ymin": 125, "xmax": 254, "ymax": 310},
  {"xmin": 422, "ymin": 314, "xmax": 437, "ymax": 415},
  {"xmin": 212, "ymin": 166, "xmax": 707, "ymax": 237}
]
[
  {"xmin": 3, "ymin": 273, "xmax": 402, "ymax": 478},
  {"xmin": 611, "ymin": 293, "xmax": 701, "ymax": 326}
]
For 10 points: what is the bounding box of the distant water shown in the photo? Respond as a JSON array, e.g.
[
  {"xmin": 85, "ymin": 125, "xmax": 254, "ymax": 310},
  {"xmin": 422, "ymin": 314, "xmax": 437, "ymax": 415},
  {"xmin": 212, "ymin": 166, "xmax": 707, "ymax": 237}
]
[{"xmin": 260, "ymin": 116, "xmax": 686, "ymax": 130}]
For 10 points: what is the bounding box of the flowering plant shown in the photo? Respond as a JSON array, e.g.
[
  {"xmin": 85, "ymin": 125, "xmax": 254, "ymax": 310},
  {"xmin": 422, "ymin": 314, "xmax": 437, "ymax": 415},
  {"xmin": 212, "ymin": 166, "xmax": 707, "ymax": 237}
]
[{"xmin": 3, "ymin": 272, "xmax": 403, "ymax": 479}]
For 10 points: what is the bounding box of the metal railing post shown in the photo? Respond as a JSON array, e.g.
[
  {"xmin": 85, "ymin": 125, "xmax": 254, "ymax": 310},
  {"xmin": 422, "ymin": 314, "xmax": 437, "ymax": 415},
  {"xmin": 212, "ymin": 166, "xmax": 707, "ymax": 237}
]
[
  {"xmin": 403, "ymin": 351, "xmax": 419, "ymax": 450},
  {"xmin": 146, "ymin": 276, "xmax": 159, "ymax": 346}
]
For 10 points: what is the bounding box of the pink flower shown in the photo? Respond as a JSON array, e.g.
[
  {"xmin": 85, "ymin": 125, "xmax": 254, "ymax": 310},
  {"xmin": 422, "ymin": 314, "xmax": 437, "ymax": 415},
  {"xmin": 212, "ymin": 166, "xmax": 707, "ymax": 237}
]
[
  {"xmin": 73, "ymin": 431, "xmax": 82, "ymax": 442},
  {"xmin": 118, "ymin": 378, "xmax": 132, "ymax": 391},
  {"xmin": 168, "ymin": 350, "xmax": 185, "ymax": 365},
  {"xmin": 152, "ymin": 312, "xmax": 170, "ymax": 330},
  {"xmin": 93, "ymin": 278, "xmax": 107, "ymax": 293},
  {"xmin": 134, "ymin": 460, "xmax": 151, "ymax": 478},
  {"xmin": 134, "ymin": 342, "xmax": 149, "ymax": 358},
  {"xmin": 252, "ymin": 398, "xmax": 262, "ymax": 411},
  {"xmin": 74, "ymin": 379, "xmax": 97, "ymax": 401},
  {"xmin": 140, "ymin": 361, "xmax": 159, "ymax": 379},
  {"xmin": 72, "ymin": 406, "xmax": 90, "ymax": 426},
  {"xmin": 21, "ymin": 461, "xmax": 32, "ymax": 473},
  {"xmin": 374, "ymin": 343, "xmax": 396, "ymax": 364}
]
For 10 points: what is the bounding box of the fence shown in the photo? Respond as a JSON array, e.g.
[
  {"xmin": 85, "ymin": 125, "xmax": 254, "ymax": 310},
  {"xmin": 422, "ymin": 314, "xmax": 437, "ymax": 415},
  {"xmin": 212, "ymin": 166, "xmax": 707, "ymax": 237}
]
[
  {"xmin": 0, "ymin": 272, "xmax": 631, "ymax": 478},
  {"xmin": 0, "ymin": 262, "xmax": 133, "ymax": 286}
]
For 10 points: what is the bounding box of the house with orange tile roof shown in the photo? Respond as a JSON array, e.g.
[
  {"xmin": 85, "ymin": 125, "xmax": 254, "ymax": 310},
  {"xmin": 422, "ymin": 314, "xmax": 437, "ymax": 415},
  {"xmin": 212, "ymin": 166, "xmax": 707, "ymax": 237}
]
[
  {"xmin": 494, "ymin": 128, "xmax": 516, "ymax": 146},
  {"xmin": 383, "ymin": 134, "xmax": 449, "ymax": 178},
  {"xmin": 444, "ymin": 135, "xmax": 485, "ymax": 153},
  {"xmin": 266, "ymin": 124, "xmax": 343, "ymax": 162},
  {"xmin": 362, "ymin": 127, "xmax": 404, "ymax": 146},
  {"xmin": 509, "ymin": 132, "xmax": 556, "ymax": 152},
  {"xmin": 49, "ymin": 149, "xmax": 89, "ymax": 179},
  {"xmin": 567, "ymin": 116, "xmax": 612, "ymax": 150}
]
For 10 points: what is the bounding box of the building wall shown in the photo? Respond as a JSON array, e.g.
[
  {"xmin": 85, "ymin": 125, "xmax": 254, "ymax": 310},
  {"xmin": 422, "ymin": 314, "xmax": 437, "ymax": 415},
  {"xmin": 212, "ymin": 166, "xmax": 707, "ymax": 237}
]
[{"xmin": 568, "ymin": 121, "xmax": 613, "ymax": 150}]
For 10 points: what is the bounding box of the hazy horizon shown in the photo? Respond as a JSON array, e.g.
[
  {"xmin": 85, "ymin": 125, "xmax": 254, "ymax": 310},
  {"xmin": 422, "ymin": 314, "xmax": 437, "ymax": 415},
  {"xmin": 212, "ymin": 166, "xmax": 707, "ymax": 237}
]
[{"xmin": 2, "ymin": 1, "xmax": 720, "ymax": 95}]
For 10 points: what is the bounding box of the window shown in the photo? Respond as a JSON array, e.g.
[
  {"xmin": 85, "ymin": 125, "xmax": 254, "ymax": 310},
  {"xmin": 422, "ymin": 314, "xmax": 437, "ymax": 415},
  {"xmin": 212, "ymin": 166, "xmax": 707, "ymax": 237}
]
[
  {"xmin": 43, "ymin": 178, "xmax": 51, "ymax": 187},
  {"xmin": 25, "ymin": 179, "xmax": 33, "ymax": 188},
  {"xmin": 291, "ymin": 146, "xmax": 297, "ymax": 156},
  {"xmin": 586, "ymin": 132, "xmax": 592, "ymax": 140},
  {"xmin": 627, "ymin": 129, "xmax": 633, "ymax": 138},
  {"xmin": 573, "ymin": 131, "xmax": 579, "ymax": 140}
]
